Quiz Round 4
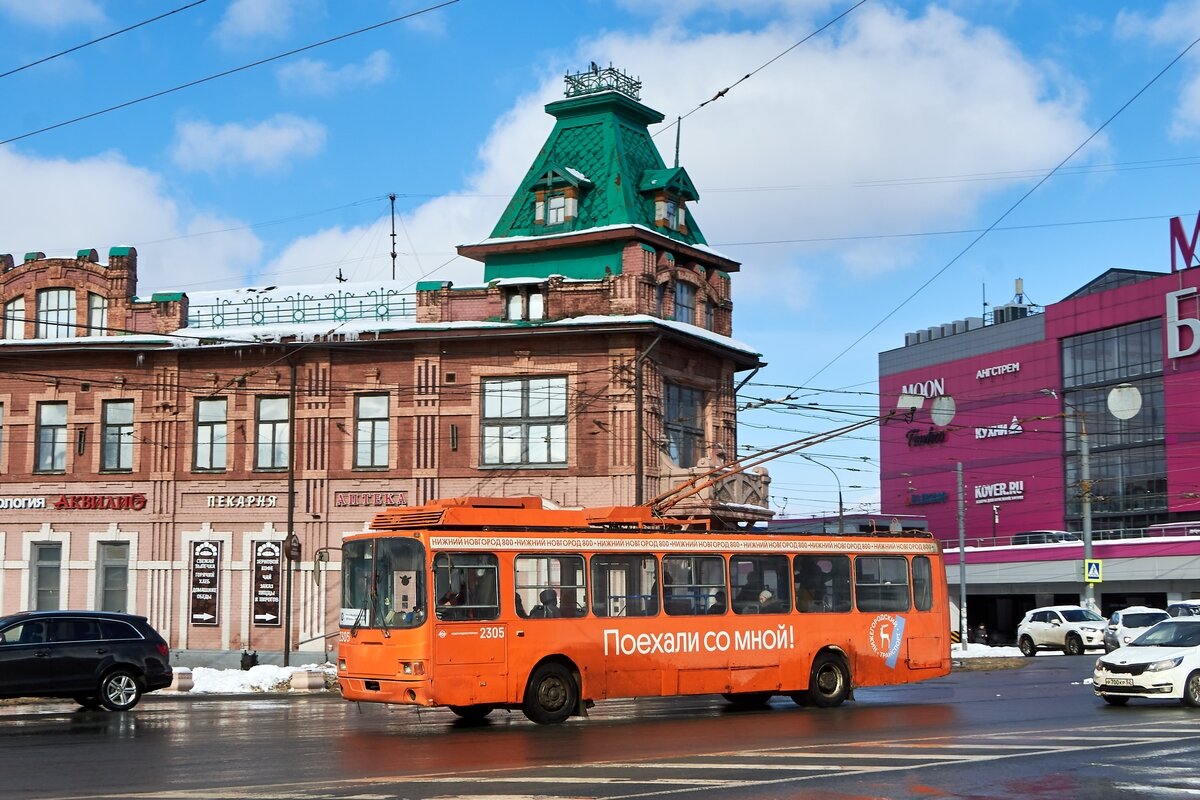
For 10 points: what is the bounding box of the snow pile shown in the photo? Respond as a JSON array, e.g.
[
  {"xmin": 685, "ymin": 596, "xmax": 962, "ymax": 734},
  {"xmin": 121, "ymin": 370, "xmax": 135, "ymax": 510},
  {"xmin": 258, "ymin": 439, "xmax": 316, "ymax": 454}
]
[
  {"xmin": 952, "ymin": 642, "xmax": 1024, "ymax": 658},
  {"xmin": 182, "ymin": 663, "xmax": 335, "ymax": 694}
]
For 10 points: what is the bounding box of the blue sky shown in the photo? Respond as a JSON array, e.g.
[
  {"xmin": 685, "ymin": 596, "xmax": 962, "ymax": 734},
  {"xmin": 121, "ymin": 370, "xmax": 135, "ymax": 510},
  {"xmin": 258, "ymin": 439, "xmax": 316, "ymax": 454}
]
[{"xmin": 3, "ymin": 0, "xmax": 1200, "ymax": 520}]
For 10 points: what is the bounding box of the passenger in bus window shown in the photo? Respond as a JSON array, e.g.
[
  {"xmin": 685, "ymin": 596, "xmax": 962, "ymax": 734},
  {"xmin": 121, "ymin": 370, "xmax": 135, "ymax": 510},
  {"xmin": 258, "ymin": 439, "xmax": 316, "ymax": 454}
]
[
  {"xmin": 515, "ymin": 593, "xmax": 528, "ymax": 618},
  {"xmin": 708, "ymin": 590, "xmax": 727, "ymax": 614},
  {"xmin": 530, "ymin": 588, "xmax": 560, "ymax": 618}
]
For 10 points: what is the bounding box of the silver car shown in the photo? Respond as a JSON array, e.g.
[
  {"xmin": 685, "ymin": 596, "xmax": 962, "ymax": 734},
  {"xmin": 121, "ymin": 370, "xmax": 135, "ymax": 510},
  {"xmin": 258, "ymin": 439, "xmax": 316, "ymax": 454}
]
[{"xmin": 1094, "ymin": 619, "xmax": 1200, "ymax": 706}]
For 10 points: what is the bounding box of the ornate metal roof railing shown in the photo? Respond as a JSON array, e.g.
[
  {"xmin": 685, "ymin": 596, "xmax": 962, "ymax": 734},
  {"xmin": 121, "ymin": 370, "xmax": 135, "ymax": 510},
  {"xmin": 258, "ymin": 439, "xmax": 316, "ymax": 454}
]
[
  {"xmin": 564, "ymin": 64, "xmax": 641, "ymax": 100},
  {"xmin": 187, "ymin": 287, "xmax": 417, "ymax": 329}
]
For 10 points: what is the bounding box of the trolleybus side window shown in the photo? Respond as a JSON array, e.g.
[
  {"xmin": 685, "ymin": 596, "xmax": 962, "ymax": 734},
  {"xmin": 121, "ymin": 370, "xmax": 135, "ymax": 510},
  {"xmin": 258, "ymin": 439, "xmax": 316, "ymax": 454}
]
[
  {"xmin": 912, "ymin": 555, "xmax": 934, "ymax": 611},
  {"xmin": 854, "ymin": 556, "xmax": 910, "ymax": 612},
  {"xmin": 794, "ymin": 555, "xmax": 852, "ymax": 612},
  {"xmin": 590, "ymin": 554, "xmax": 658, "ymax": 617},
  {"xmin": 515, "ymin": 554, "xmax": 587, "ymax": 619},
  {"xmin": 433, "ymin": 552, "xmax": 499, "ymax": 621},
  {"xmin": 730, "ymin": 555, "xmax": 791, "ymax": 614},
  {"xmin": 340, "ymin": 538, "xmax": 427, "ymax": 629},
  {"xmin": 662, "ymin": 555, "xmax": 725, "ymax": 616}
]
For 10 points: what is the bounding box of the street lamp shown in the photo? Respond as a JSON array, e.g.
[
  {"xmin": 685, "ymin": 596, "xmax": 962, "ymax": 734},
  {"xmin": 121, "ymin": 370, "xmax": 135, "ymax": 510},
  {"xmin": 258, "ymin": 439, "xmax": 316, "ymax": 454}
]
[
  {"xmin": 802, "ymin": 454, "xmax": 844, "ymax": 534},
  {"xmin": 1042, "ymin": 388, "xmax": 1095, "ymax": 611},
  {"xmin": 1042, "ymin": 384, "xmax": 1141, "ymax": 613}
]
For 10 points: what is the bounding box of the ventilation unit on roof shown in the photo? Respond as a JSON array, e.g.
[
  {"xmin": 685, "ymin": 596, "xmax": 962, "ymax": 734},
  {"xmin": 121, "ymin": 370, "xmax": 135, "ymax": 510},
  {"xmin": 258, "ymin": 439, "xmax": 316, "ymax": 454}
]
[{"xmin": 992, "ymin": 304, "xmax": 1029, "ymax": 325}]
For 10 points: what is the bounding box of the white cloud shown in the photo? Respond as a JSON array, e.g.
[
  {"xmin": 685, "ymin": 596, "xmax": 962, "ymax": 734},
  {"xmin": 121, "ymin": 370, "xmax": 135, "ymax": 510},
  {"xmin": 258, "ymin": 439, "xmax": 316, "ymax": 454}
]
[
  {"xmin": 0, "ymin": 0, "xmax": 104, "ymax": 27},
  {"xmin": 1115, "ymin": 1, "xmax": 1200, "ymax": 44},
  {"xmin": 276, "ymin": 50, "xmax": 392, "ymax": 95},
  {"xmin": 248, "ymin": 5, "xmax": 1095, "ymax": 308},
  {"xmin": 171, "ymin": 114, "xmax": 327, "ymax": 174},
  {"xmin": 0, "ymin": 146, "xmax": 261, "ymax": 296},
  {"xmin": 1116, "ymin": 2, "xmax": 1200, "ymax": 139},
  {"xmin": 215, "ymin": 0, "xmax": 302, "ymax": 43}
]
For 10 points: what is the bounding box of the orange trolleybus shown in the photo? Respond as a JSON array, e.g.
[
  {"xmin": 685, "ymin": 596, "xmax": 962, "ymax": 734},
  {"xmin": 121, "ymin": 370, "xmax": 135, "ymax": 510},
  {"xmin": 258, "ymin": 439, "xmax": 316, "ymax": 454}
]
[{"xmin": 335, "ymin": 495, "xmax": 952, "ymax": 724}]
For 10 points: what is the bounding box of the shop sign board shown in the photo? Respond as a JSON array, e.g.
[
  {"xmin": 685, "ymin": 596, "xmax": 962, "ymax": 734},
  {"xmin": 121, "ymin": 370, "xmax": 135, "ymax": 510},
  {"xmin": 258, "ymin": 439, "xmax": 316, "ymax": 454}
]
[
  {"xmin": 252, "ymin": 541, "xmax": 282, "ymax": 627},
  {"xmin": 190, "ymin": 540, "xmax": 221, "ymax": 626}
]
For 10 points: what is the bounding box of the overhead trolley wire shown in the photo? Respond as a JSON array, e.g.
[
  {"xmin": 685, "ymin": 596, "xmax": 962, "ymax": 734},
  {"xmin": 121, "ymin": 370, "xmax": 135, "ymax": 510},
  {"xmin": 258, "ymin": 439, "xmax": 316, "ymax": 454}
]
[
  {"xmin": 803, "ymin": 34, "xmax": 1200, "ymax": 385},
  {"xmin": 0, "ymin": 0, "xmax": 463, "ymax": 146},
  {"xmin": 0, "ymin": 0, "xmax": 210, "ymax": 80}
]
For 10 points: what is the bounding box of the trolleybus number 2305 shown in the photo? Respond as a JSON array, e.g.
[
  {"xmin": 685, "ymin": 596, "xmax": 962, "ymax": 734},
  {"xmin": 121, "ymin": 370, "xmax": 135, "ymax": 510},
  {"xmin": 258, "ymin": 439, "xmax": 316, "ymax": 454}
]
[{"xmin": 336, "ymin": 496, "xmax": 951, "ymax": 725}]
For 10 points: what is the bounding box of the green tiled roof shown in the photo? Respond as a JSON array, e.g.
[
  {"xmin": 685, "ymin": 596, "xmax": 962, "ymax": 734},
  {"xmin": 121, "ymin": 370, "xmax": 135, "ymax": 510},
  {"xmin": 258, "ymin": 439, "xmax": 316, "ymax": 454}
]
[{"xmin": 489, "ymin": 90, "xmax": 707, "ymax": 247}]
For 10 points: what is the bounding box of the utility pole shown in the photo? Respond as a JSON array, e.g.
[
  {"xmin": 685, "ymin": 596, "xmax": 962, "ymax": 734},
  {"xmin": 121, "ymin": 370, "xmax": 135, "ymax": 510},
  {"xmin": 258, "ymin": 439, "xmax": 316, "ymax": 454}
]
[
  {"xmin": 802, "ymin": 454, "xmax": 844, "ymax": 534},
  {"xmin": 389, "ymin": 193, "xmax": 397, "ymax": 281},
  {"xmin": 957, "ymin": 462, "xmax": 967, "ymax": 650}
]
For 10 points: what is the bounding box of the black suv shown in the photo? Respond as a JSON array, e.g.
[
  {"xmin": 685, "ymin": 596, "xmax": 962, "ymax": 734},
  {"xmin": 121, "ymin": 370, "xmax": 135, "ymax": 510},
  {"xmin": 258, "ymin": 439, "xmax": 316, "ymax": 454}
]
[{"xmin": 0, "ymin": 611, "xmax": 172, "ymax": 710}]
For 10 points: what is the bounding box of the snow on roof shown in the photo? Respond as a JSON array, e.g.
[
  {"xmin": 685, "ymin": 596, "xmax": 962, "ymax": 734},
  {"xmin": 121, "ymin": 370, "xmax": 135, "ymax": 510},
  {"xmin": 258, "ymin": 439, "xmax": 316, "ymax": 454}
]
[
  {"xmin": 564, "ymin": 166, "xmax": 590, "ymax": 183},
  {"xmin": 465, "ymin": 223, "xmax": 739, "ymax": 264},
  {"xmin": 171, "ymin": 313, "xmax": 761, "ymax": 356}
]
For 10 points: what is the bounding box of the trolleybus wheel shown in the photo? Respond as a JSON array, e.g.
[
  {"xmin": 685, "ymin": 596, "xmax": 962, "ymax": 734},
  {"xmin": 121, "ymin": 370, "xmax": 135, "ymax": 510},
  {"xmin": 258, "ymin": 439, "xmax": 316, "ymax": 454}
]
[
  {"xmin": 523, "ymin": 662, "xmax": 577, "ymax": 725},
  {"xmin": 807, "ymin": 653, "xmax": 850, "ymax": 708},
  {"xmin": 449, "ymin": 704, "xmax": 494, "ymax": 721},
  {"xmin": 721, "ymin": 692, "xmax": 773, "ymax": 708}
]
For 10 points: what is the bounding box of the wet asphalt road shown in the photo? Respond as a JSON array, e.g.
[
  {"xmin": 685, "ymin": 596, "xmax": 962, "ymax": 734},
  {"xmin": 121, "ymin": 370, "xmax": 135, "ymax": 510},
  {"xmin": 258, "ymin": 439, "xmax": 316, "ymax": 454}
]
[{"xmin": 2, "ymin": 655, "xmax": 1199, "ymax": 799}]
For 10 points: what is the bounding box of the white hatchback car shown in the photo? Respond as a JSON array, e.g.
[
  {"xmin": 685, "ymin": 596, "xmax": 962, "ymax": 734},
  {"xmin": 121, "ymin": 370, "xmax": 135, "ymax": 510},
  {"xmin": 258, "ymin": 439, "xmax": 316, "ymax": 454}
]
[
  {"xmin": 1104, "ymin": 606, "xmax": 1170, "ymax": 653},
  {"xmin": 1093, "ymin": 619, "xmax": 1200, "ymax": 706},
  {"xmin": 1017, "ymin": 605, "xmax": 1106, "ymax": 656}
]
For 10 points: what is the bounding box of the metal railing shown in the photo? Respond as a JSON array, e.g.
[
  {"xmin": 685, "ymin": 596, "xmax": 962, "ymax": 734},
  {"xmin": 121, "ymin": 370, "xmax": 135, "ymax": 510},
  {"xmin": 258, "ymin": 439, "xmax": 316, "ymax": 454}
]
[
  {"xmin": 946, "ymin": 523, "xmax": 1200, "ymax": 551},
  {"xmin": 188, "ymin": 287, "xmax": 417, "ymax": 330}
]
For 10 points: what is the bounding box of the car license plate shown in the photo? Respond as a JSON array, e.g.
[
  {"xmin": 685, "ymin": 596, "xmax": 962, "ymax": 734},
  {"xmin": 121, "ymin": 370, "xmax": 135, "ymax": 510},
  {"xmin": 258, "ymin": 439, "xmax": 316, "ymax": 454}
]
[{"xmin": 1106, "ymin": 678, "xmax": 1133, "ymax": 686}]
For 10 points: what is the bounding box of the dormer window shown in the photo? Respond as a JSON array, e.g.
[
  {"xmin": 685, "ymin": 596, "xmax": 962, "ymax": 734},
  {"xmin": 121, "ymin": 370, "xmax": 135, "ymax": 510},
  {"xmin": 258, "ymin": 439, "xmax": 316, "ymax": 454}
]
[
  {"xmin": 530, "ymin": 164, "xmax": 591, "ymax": 228},
  {"xmin": 547, "ymin": 195, "xmax": 566, "ymax": 225},
  {"xmin": 505, "ymin": 286, "xmax": 546, "ymax": 322},
  {"xmin": 665, "ymin": 198, "xmax": 679, "ymax": 229}
]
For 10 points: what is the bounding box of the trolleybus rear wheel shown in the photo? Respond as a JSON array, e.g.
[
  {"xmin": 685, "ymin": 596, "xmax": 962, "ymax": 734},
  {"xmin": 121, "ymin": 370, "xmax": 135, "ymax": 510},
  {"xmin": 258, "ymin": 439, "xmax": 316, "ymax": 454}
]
[
  {"xmin": 523, "ymin": 662, "xmax": 577, "ymax": 725},
  {"xmin": 808, "ymin": 653, "xmax": 850, "ymax": 708}
]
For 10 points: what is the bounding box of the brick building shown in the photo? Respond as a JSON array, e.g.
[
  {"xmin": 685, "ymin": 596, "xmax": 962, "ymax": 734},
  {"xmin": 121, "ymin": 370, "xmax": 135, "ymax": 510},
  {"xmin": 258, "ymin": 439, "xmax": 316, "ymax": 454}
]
[{"xmin": 0, "ymin": 68, "xmax": 768, "ymax": 664}]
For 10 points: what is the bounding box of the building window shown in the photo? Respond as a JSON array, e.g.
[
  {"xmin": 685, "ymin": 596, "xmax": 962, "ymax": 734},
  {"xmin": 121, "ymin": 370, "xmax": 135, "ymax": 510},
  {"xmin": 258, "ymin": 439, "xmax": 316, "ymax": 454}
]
[
  {"xmin": 32, "ymin": 543, "xmax": 62, "ymax": 610},
  {"xmin": 705, "ymin": 300, "xmax": 716, "ymax": 331},
  {"xmin": 36, "ymin": 288, "xmax": 76, "ymax": 339},
  {"xmin": 665, "ymin": 199, "xmax": 679, "ymax": 229},
  {"xmin": 4, "ymin": 296, "xmax": 24, "ymax": 339},
  {"xmin": 35, "ymin": 402, "xmax": 68, "ymax": 473},
  {"xmin": 355, "ymin": 393, "xmax": 389, "ymax": 469},
  {"xmin": 97, "ymin": 543, "xmax": 129, "ymax": 612},
  {"xmin": 674, "ymin": 282, "xmax": 696, "ymax": 324},
  {"xmin": 547, "ymin": 195, "xmax": 566, "ymax": 225},
  {"xmin": 101, "ymin": 400, "xmax": 134, "ymax": 471},
  {"xmin": 87, "ymin": 293, "xmax": 108, "ymax": 336},
  {"xmin": 255, "ymin": 397, "xmax": 289, "ymax": 470},
  {"xmin": 664, "ymin": 382, "xmax": 703, "ymax": 468},
  {"xmin": 195, "ymin": 398, "xmax": 227, "ymax": 471},
  {"xmin": 656, "ymin": 283, "xmax": 667, "ymax": 317},
  {"xmin": 481, "ymin": 377, "xmax": 567, "ymax": 466},
  {"xmin": 505, "ymin": 287, "xmax": 546, "ymax": 322}
]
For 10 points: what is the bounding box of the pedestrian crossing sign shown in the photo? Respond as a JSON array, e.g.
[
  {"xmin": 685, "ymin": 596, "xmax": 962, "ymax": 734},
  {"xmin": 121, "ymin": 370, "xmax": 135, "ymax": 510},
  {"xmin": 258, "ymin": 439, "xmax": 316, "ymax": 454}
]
[{"xmin": 1084, "ymin": 559, "xmax": 1103, "ymax": 583}]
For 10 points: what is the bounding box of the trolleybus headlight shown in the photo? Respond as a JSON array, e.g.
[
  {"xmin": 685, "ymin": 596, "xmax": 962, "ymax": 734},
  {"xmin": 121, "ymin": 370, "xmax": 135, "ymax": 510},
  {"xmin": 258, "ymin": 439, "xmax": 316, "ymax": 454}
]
[
  {"xmin": 338, "ymin": 658, "xmax": 346, "ymax": 671},
  {"xmin": 400, "ymin": 661, "xmax": 426, "ymax": 676}
]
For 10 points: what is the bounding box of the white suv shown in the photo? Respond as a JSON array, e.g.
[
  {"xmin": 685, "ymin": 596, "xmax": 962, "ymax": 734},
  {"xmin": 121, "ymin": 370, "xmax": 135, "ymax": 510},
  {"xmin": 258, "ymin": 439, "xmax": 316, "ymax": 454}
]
[{"xmin": 1017, "ymin": 605, "xmax": 1106, "ymax": 656}]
